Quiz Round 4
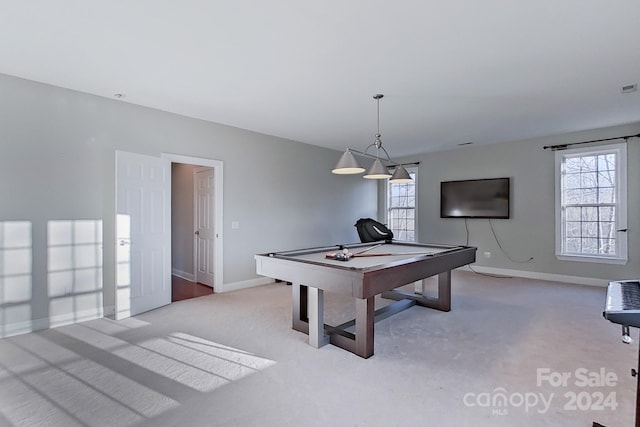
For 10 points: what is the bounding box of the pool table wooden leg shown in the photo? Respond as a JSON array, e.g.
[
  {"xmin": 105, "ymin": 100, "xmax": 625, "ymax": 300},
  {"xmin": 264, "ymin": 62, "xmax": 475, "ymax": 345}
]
[
  {"xmin": 292, "ymin": 283, "xmax": 328, "ymax": 348},
  {"xmin": 355, "ymin": 296, "xmax": 375, "ymax": 358},
  {"xmin": 436, "ymin": 271, "xmax": 451, "ymax": 312},
  {"xmin": 308, "ymin": 287, "xmax": 329, "ymax": 348},
  {"xmin": 292, "ymin": 283, "xmax": 308, "ymax": 334}
]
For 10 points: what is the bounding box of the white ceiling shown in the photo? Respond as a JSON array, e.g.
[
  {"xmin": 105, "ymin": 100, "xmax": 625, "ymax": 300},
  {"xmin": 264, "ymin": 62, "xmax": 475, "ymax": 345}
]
[{"xmin": 1, "ymin": 1, "xmax": 639, "ymax": 157}]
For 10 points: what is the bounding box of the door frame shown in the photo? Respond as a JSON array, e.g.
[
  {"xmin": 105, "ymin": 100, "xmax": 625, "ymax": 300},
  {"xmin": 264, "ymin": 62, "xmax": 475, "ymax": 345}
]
[{"xmin": 162, "ymin": 153, "xmax": 224, "ymax": 293}]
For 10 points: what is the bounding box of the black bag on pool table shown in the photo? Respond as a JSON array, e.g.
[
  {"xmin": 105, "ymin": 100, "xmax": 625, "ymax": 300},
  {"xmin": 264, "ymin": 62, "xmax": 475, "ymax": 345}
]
[{"xmin": 355, "ymin": 218, "xmax": 394, "ymax": 243}]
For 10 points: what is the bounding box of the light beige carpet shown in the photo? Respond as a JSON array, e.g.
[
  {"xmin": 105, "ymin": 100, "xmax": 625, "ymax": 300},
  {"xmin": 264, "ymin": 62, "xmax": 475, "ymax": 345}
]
[{"xmin": 0, "ymin": 271, "xmax": 635, "ymax": 426}]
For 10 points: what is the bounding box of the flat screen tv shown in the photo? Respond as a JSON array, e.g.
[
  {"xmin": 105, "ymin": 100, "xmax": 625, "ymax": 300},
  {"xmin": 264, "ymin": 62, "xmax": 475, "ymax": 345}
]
[{"xmin": 440, "ymin": 178, "xmax": 510, "ymax": 219}]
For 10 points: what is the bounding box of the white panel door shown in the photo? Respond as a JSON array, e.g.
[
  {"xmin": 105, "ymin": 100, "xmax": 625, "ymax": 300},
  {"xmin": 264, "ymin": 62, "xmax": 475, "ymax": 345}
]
[
  {"xmin": 115, "ymin": 150, "xmax": 171, "ymax": 319},
  {"xmin": 195, "ymin": 167, "xmax": 215, "ymax": 287}
]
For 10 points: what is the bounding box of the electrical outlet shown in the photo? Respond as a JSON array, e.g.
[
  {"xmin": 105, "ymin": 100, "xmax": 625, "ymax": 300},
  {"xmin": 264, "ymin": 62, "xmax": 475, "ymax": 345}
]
[{"xmin": 483, "ymin": 251, "xmax": 491, "ymax": 258}]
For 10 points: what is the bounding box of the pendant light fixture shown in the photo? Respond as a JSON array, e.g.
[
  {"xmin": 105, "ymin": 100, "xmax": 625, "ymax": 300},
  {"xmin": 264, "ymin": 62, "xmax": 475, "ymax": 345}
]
[
  {"xmin": 331, "ymin": 149, "xmax": 365, "ymax": 174},
  {"xmin": 332, "ymin": 94, "xmax": 413, "ymax": 182},
  {"xmin": 389, "ymin": 164, "xmax": 413, "ymax": 182}
]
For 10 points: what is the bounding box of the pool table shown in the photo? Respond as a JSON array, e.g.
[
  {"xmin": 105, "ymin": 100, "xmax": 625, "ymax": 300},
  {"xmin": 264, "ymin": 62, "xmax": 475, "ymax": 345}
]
[{"xmin": 255, "ymin": 241, "xmax": 476, "ymax": 358}]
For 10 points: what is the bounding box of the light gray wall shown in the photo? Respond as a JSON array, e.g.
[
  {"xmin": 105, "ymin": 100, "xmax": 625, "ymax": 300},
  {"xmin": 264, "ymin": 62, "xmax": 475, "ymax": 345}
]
[
  {"xmin": 407, "ymin": 122, "xmax": 640, "ymax": 281},
  {"xmin": 171, "ymin": 163, "xmax": 196, "ymax": 277},
  {"xmin": 0, "ymin": 73, "xmax": 377, "ymax": 336}
]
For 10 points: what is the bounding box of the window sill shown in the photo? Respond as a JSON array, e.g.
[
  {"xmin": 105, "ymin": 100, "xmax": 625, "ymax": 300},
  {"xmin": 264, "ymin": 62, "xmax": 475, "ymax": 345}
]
[{"xmin": 556, "ymin": 254, "xmax": 628, "ymax": 265}]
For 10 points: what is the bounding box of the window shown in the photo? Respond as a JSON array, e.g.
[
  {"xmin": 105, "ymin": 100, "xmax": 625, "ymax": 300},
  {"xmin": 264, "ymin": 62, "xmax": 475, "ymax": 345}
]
[
  {"xmin": 387, "ymin": 168, "xmax": 417, "ymax": 241},
  {"xmin": 555, "ymin": 143, "xmax": 627, "ymax": 263}
]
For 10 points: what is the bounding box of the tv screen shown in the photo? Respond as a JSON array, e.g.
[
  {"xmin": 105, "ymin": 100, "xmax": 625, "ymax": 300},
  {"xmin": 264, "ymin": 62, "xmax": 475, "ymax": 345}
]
[{"xmin": 440, "ymin": 178, "xmax": 510, "ymax": 219}]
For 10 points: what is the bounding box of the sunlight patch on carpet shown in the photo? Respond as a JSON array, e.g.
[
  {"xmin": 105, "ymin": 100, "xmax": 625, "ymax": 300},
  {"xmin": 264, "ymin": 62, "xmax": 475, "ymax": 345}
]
[
  {"xmin": 0, "ymin": 333, "xmax": 179, "ymax": 427},
  {"xmin": 58, "ymin": 323, "xmax": 276, "ymax": 392}
]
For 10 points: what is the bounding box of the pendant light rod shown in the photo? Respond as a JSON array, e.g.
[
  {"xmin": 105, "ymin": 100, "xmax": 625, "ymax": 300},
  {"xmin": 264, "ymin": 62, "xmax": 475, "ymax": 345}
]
[
  {"xmin": 363, "ymin": 94, "xmax": 389, "ymax": 158},
  {"xmin": 375, "ymin": 93, "xmax": 383, "ymax": 136},
  {"xmin": 363, "ymin": 93, "xmax": 392, "ymax": 179},
  {"xmin": 374, "ymin": 93, "xmax": 383, "ymax": 153}
]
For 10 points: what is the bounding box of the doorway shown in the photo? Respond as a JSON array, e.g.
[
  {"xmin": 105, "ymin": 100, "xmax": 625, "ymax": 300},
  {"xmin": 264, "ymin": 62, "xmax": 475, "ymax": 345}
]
[{"xmin": 164, "ymin": 153, "xmax": 224, "ymax": 300}]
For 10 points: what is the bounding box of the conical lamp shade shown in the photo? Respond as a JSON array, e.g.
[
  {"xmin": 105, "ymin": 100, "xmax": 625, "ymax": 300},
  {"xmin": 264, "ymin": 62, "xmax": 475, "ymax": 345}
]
[
  {"xmin": 390, "ymin": 165, "xmax": 413, "ymax": 183},
  {"xmin": 332, "ymin": 150, "xmax": 365, "ymax": 174},
  {"xmin": 363, "ymin": 158, "xmax": 392, "ymax": 179}
]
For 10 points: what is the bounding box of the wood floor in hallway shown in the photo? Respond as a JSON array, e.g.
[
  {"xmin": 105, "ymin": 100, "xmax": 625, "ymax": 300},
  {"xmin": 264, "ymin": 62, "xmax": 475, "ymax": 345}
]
[{"xmin": 171, "ymin": 275, "xmax": 213, "ymax": 302}]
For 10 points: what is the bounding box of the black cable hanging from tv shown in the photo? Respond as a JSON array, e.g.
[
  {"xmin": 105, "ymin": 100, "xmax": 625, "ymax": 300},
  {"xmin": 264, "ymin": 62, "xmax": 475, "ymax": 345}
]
[{"xmin": 543, "ymin": 133, "xmax": 640, "ymax": 151}]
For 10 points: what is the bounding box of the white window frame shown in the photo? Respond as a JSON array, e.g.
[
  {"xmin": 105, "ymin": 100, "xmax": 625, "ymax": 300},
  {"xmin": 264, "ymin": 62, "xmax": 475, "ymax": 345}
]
[
  {"xmin": 385, "ymin": 166, "xmax": 418, "ymax": 242},
  {"xmin": 554, "ymin": 143, "xmax": 627, "ymax": 264}
]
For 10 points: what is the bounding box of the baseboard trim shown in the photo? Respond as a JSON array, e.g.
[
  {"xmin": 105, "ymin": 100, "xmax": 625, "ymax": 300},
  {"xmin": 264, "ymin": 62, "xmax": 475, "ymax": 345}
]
[
  {"xmin": 457, "ymin": 265, "xmax": 608, "ymax": 287},
  {"xmin": 103, "ymin": 304, "xmax": 116, "ymax": 317},
  {"xmin": 221, "ymin": 276, "xmax": 274, "ymax": 293},
  {"xmin": 172, "ymin": 268, "xmax": 195, "ymax": 282},
  {"xmin": 0, "ymin": 305, "xmax": 113, "ymax": 339}
]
